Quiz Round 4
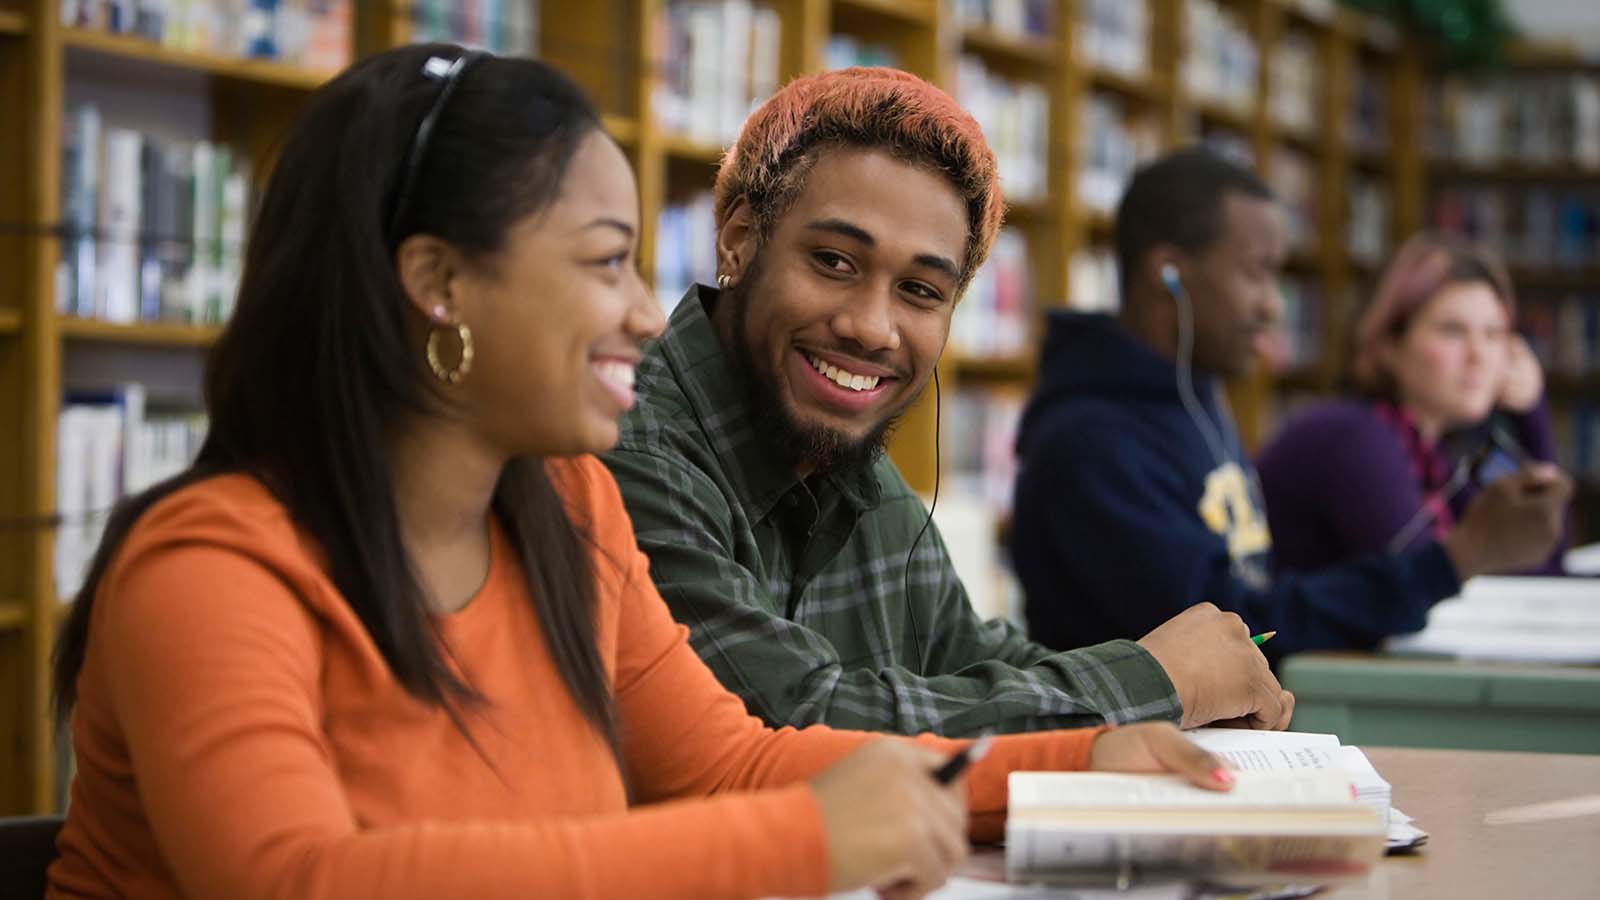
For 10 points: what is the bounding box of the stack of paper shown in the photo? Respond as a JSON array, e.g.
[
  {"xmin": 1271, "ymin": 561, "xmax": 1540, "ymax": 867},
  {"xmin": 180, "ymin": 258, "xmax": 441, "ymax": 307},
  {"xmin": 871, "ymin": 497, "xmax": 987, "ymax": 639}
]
[
  {"xmin": 1563, "ymin": 541, "xmax": 1600, "ymax": 576},
  {"xmin": 1385, "ymin": 576, "xmax": 1600, "ymax": 664}
]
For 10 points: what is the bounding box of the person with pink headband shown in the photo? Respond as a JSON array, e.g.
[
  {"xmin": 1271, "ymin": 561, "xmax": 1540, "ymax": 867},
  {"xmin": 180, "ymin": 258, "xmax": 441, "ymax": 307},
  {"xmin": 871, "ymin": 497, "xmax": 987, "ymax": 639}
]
[{"xmin": 1258, "ymin": 233, "xmax": 1569, "ymax": 575}]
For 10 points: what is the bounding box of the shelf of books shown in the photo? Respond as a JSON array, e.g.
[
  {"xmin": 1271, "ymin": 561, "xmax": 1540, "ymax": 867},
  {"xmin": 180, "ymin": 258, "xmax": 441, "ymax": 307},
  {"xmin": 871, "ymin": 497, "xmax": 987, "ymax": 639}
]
[
  {"xmin": 1424, "ymin": 47, "xmax": 1600, "ymax": 541},
  {"xmin": 2, "ymin": 0, "xmax": 358, "ymax": 816},
  {"xmin": 939, "ymin": 0, "xmax": 1065, "ymax": 535}
]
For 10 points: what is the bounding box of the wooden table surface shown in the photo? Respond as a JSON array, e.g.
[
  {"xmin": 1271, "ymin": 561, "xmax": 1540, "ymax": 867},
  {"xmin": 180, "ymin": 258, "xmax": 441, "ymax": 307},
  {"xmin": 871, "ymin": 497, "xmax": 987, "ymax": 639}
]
[{"xmin": 1323, "ymin": 746, "xmax": 1600, "ymax": 899}]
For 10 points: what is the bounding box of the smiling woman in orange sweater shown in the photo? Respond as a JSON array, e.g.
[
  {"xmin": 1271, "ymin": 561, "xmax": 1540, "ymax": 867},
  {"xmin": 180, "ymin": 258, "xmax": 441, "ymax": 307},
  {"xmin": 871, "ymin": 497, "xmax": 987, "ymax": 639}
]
[{"xmin": 47, "ymin": 46, "xmax": 1229, "ymax": 900}]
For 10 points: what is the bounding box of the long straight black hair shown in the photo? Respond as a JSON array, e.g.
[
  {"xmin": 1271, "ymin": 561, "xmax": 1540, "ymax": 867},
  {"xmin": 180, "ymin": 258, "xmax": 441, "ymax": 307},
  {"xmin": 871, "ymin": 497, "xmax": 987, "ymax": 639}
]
[{"xmin": 53, "ymin": 45, "xmax": 619, "ymax": 755}]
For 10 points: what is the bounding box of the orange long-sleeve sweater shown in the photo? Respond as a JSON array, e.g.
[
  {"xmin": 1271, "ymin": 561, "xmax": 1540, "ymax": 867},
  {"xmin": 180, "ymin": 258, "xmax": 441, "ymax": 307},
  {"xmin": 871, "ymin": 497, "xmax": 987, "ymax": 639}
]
[{"xmin": 47, "ymin": 456, "xmax": 1102, "ymax": 900}]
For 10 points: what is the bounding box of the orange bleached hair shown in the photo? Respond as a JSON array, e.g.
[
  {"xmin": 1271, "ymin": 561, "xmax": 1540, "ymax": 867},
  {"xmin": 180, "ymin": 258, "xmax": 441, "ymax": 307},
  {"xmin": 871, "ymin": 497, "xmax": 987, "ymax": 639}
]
[{"xmin": 713, "ymin": 66, "xmax": 1005, "ymax": 296}]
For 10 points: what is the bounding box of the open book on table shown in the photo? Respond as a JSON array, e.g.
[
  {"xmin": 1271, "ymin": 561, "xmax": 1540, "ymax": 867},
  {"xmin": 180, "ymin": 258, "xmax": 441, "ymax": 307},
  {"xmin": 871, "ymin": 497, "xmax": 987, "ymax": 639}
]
[
  {"xmin": 1005, "ymin": 766, "xmax": 1385, "ymax": 887},
  {"xmin": 1184, "ymin": 727, "xmax": 1427, "ymax": 851}
]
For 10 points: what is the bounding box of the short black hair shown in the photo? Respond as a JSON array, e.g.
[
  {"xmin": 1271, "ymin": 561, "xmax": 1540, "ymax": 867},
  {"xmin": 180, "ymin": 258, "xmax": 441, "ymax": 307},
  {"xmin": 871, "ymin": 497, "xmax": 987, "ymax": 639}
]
[{"xmin": 1114, "ymin": 146, "xmax": 1274, "ymax": 294}]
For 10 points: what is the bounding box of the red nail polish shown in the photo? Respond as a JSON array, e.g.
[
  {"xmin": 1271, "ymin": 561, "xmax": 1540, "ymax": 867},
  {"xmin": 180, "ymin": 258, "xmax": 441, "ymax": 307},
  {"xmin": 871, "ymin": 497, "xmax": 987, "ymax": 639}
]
[{"xmin": 1212, "ymin": 768, "xmax": 1235, "ymax": 786}]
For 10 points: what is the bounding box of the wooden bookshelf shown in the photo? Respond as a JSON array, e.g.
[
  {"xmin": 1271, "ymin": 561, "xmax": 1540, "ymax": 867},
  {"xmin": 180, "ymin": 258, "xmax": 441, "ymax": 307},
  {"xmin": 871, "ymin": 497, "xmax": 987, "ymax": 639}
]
[
  {"xmin": 1350, "ymin": 145, "xmax": 1393, "ymax": 172},
  {"xmin": 1084, "ymin": 65, "xmax": 1166, "ymax": 105},
  {"xmin": 57, "ymin": 318, "xmax": 225, "ymax": 347},
  {"xmin": 1004, "ymin": 198, "xmax": 1057, "ymax": 223},
  {"xmin": 2, "ymin": 1, "xmax": 357, "ymax": 817},
  {"xmin": 658, "ymin": 132, "xmax": 725, "ymax": 165},
  {"xmin": 953, "ymin": 353, "xmax": 1037, "ymax": 383},
  {"xmin": 1430, "ymin": 161, "xmax": 1600, "ymax": 183},
  {"xmin": 1284, "ymin": 248, "xmax": 1322, "ymax": 270},
  {"xmin": 1276, "ymin": 0, "xmax": 1335, "ymax": 31},
  {"xmin": 61, "ymin": 27, "xmax": 336, "ymax": 90},
  {"xmin": 1274, "ymin": 366, "xmax": 1332, "ymax": 393},
  {"xmin": 1509, "ymin": 267, "xmax": 1600, "ymax": 291},
  {"xmin": 960, "ymin": 27, "xmax": 1061, "ymax": 70},
  {"xmin": 1080, "ymin": 209, "xmax": 1116, "ymax": 235},
  {"xmin": 1270, "ymin": 122, "xmax": 1319, "ymax": 154},
  {"xmin": 601, "ymin": 113, "xmax": 638, "ymax": 146},
  {"xmin": 1193, "ymin": 99, "xmax": 1255, "ymax": 133},
  {"xmin": 833, "ymin": 0, "xmax": 935, "ymax": 27},
  {"xmin": 0, "ymin": 602, "xmax": 26, "ymax": 631},
  {"xmin": 1547, "ymin": 374, "xmax": 1600, "ymax": 400}
]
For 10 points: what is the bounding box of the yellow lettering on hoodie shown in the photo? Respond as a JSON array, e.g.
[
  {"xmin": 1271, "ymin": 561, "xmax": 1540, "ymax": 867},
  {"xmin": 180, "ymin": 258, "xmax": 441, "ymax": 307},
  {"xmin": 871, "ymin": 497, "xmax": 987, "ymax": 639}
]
[{"xmin": 1197, "ymin": 461, "xmax": 1272, "ymax": 560}]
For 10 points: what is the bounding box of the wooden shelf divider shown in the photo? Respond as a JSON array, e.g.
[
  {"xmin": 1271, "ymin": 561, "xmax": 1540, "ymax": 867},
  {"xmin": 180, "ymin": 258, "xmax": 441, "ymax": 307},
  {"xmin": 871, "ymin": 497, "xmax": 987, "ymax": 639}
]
[
  {"xmin": 61, "ymin": 27, "xmax": 336, "ymax": 90},
  {"xmin": 57, "ymin": 317, "xmax": 225, "ymax": 348},
  {"xmin": 0, "ymin": 9, "xmax": 28, "ymax": 35}
]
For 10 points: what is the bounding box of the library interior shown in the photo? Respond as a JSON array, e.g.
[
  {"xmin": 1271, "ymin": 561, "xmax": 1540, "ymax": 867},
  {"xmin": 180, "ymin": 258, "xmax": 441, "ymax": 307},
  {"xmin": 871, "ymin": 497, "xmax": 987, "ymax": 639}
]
[{"xmin": 1, "ymin": 1, "xmax": 1599, "ymax": 898}]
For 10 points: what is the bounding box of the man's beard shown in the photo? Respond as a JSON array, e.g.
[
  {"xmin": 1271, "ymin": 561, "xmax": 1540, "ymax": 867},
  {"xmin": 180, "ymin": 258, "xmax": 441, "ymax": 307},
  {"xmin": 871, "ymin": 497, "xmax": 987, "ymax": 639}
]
[{"xmin": 724, "ymin": 266, "xmax": 904, "ymax": 475}]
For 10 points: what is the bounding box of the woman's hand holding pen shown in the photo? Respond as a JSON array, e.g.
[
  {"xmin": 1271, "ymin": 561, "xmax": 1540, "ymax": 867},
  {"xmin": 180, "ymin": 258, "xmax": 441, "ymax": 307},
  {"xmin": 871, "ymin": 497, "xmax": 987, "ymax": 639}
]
[
  {"xmin": 1446, "ymin": 461, "xmax": 1572, "ymax": 579},
  {"xmin": 1089, "ymin": 722, "xmax": 1236, "ymax": 791},
  {"xmin": 810, "ymin": 740, "xmax": 968, "ymax": 900}
]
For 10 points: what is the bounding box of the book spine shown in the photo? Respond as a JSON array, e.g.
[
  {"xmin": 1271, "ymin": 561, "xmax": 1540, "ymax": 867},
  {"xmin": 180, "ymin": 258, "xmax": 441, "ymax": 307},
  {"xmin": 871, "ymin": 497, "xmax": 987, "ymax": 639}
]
[
  {"xmin": 686, "ymin": 4, "xmax": 722, "ymax": 144},
  {"xmin": 749, "ymin": 6, "xmax": 780, "ymax": 106},
  {"xmin": 71, "ymin": 105, "xmax": 102, "ymax": 317},
  {"xmin": 716, "ymin": 0, "xmax": 752, "ymax": 145},
  {"xmin": 243, "ymin": 0, "xmax": 278, "ymax": 59},
  {"xmin": 100, "ymin": 129, "xmax": 144, "ymax": 323}
]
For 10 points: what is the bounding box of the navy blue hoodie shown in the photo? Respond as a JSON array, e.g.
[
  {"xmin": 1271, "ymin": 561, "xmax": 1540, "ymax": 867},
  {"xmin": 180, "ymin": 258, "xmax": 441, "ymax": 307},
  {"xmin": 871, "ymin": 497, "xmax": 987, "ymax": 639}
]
[{"xmin": 1009, "ymin": 312, "xmax": 1461, "ymax": 660}]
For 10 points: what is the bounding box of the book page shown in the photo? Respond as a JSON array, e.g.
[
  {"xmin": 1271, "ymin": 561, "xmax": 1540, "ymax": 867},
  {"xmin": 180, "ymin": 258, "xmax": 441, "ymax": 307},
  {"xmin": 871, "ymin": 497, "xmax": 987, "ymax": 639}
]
[
  {"xmin": 1185, "ymin": 730, "xmax": 1389, "ymax": 803},
  {"xmin": 1185, "ymin": 728, "xmax": 1341, "ymax": 772},
  {"xmin": 1009, "ymin": 771, "xmax": 1356, "ymax": 810}
]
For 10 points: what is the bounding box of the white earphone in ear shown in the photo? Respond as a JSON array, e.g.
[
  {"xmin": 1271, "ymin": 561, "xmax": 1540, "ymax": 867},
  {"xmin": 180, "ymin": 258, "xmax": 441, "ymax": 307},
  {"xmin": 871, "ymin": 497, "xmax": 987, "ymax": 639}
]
[{"xmin": 1160, "ymin": 263, "xmax": 1184, "ymax": 297}]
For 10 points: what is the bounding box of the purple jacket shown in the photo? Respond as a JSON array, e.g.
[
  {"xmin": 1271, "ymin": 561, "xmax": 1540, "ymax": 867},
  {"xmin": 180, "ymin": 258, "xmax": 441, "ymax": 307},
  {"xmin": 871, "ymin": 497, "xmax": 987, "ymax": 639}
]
[{"xmin": 1257, "ymin": 398, "xmax": 1565, "ymax": 576}]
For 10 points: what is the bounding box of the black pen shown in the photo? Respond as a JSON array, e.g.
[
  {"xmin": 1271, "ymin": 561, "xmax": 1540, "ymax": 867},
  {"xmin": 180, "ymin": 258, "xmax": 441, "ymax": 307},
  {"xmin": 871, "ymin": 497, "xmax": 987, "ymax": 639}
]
[
  {"xmin": 1490, "ymin": 420, "xmax": 1533, "ymax": 467},
  {"xmin": 932, "ymin": 733, "xmax": 995, "ymax": 785}
]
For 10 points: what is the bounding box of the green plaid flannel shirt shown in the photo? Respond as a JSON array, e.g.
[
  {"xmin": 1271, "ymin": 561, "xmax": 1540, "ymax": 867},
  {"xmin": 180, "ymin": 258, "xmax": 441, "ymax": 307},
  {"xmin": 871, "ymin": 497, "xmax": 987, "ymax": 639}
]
[{"xmin": 601, "ymin": 287, "xmax": 1181, "ymax": 735}]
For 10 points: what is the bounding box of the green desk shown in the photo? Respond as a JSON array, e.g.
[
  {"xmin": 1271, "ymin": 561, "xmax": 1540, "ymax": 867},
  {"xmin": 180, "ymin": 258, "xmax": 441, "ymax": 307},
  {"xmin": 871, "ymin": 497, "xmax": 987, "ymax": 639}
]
[{"xmin": 1280, "ymin": 652, "xmax": 1600, "ymax": 754}]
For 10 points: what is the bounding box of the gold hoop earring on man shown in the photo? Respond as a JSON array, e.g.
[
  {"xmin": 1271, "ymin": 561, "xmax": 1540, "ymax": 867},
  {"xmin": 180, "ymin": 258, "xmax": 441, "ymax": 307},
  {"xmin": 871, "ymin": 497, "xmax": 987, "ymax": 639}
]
[{"xmin": 426, "ymin": 319, "xmax": 474, "ymax": 384}]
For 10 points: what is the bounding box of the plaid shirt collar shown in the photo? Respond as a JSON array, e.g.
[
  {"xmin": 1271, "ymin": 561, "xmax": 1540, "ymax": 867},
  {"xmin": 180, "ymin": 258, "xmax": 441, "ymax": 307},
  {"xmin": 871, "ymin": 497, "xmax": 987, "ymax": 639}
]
[{"xmin": 653, "ymin": 285, "xmax": 883, "ymax": 524}]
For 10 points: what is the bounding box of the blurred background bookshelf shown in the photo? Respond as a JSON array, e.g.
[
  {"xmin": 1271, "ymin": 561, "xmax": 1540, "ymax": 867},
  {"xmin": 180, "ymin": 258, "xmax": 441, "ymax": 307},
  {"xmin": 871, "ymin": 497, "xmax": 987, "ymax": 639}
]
[
  {"xmin": 3, "ymin": 0, "xmax": 1600, "ymax": 815},
  {"xmin": 1421, "ymin": 41, "xmax": 1600, "ymax": 542}
]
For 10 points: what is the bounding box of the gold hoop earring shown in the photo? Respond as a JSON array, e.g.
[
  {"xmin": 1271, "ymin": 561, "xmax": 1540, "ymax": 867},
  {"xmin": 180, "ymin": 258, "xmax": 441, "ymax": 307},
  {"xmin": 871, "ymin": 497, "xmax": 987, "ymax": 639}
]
[
  {"xmin": 716, "ymin": 273, "xmax": 733, "ymax": 290},
  {"xmin": 426, "ymin": 320, "xmax": 474, "ymax": 384}
]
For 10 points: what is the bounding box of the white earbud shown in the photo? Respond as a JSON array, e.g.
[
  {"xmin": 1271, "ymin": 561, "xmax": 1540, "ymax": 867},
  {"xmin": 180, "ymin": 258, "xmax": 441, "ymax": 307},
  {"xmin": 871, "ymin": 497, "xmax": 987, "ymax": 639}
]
[{"xmin": 1160, "ymin": 263, "xmax": 1183, "ymax": 297}]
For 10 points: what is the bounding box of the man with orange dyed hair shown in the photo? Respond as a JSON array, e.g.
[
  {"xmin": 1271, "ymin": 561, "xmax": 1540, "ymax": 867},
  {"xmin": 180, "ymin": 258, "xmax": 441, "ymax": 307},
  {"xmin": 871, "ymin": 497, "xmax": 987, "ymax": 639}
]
[{"xmin": 602, "ymin": 68, "xmax": 1291, "ymax": 736}]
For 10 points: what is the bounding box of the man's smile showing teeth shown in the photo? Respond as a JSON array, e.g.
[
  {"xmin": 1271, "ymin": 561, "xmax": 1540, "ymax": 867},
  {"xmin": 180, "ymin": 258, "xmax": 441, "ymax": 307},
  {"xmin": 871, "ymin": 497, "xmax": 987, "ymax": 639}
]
[
  {"xmin": 804, "ymin": 351, "xmax": 880, "ymax": 391},
  {"xmin": 593, "ymin": 360, "xmax": 636, "ymax": 392}
]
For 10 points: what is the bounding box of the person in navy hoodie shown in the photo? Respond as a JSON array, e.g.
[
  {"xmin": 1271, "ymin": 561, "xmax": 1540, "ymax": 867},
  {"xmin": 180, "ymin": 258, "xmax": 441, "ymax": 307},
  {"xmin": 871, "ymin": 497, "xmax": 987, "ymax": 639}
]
[{"xmin": 1010, "ymin": 148, "xmax": 1572, "ymax": 661}]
